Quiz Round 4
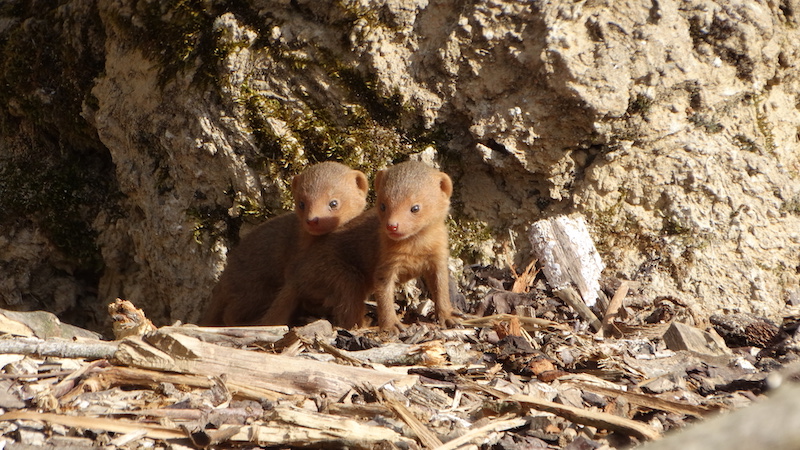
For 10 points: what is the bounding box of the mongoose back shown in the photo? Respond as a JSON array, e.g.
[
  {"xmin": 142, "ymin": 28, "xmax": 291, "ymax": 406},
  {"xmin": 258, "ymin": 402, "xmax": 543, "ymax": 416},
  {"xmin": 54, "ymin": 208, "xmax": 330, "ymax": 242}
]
[
  {"xmin": 261, "ymin": 161, "xmax": 455, "ymax": 332},
  {"xmin": 200, "ymin": 162, "xmax": 368, "ymax": 326}
]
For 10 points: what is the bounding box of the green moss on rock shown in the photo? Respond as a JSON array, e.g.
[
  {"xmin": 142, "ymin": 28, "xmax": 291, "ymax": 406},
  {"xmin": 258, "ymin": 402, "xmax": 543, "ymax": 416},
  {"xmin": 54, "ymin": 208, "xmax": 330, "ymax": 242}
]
[
  {"xmin": 0, "ymin": 149, "xmax": 118, "ymax": 270},
  {"xmin": 448, "ymin": 216, "xmax": 493, "ymax": 262}
]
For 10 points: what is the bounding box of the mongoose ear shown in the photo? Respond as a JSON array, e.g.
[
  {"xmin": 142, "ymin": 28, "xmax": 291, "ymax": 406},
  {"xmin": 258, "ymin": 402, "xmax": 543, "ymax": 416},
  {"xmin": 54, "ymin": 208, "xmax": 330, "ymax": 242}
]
[
  {"xmin": 352, "ymin": 170, "xmax": 369, "ymax": 195},
  {"xmin": 439, "ymin": 173, "xmax": 453, "ymax": 198},
  {"xmin": 374, "ymin": 169, "xmax": 386, "ymax": 193},
  {"xmin": 291, "ymin": 172, "xmax": 303, "ymax": 193}
]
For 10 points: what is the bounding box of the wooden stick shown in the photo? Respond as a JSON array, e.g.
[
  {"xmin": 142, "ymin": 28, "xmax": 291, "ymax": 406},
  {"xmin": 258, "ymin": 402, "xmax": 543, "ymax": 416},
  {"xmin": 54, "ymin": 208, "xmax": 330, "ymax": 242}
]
[
  {"xmin": 509, "ymin": 394, "xmax": 660, "ymax": 441},
  {"xmin": 218, "ymin": 406, "xmax": 415, "ymax": 448},
  {"xmin": 98, "ymin": 365, "xmax": 285, "ymax": 402},
  {"xmin": 461, "ymin": 314, "xmax": 568, "ymax": 331},
  {"xmin": 602, "ymin": 281, "xmax": 629, "ymax": 337},
  {"xmin": 555, "ymin": 287, "xmax": 603, "ymax": 332},
  {"xmin": 571, "ymin": 382, "xmax": 716, "ymax": 418},
  {"xmin": 159, "ymin": 324, "xmax": 289, "ymax": 346},
  {"xmin": 0, "ymin": 411, "xmax": 185, "ymax": 440},
  {"xmin": 460, "ymin": 378, "xmax": 659, "ymax": 441},
  {"xmin": 0, "ymin": 336, "xmax": 117, "ymax": 360}
]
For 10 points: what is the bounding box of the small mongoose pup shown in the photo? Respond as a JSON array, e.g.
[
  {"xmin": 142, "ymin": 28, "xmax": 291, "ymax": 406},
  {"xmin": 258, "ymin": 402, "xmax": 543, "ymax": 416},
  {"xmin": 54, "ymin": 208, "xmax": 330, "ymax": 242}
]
[
  {"xmin": 261, "ymin": 160, "xmax": 455, "ymax": 332},
  {"xmin": 372, "ymin": 161, "xmax": 455, "ymax": 332},
  {"xmin": 200, "ymin": 161, "xmax": 369, "ymax": 326}
]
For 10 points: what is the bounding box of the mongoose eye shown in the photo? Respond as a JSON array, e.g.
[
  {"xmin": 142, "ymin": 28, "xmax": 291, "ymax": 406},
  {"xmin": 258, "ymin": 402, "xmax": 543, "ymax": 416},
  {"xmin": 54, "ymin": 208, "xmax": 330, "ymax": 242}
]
[
  {"xmin": 410, "ymin": 204, "xmax": 420, "ymax": 213},
  {"xmin": 298, "ymin": 201, "xmax": 305, "ymax": 210},
  {"xmin": 380, "ymin": 203, "xmax": 386, "ymax": 212},
  {"xmin": 329, "ymin": 200, "xmax": 339, "ymax": 209}
]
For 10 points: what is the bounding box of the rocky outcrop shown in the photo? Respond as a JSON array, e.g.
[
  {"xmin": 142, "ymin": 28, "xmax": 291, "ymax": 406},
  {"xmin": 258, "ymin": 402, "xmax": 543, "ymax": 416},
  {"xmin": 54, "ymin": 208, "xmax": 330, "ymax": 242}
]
[{"xmin": 1, "ymin": 0, "xmax": 798, "ymax": 333}]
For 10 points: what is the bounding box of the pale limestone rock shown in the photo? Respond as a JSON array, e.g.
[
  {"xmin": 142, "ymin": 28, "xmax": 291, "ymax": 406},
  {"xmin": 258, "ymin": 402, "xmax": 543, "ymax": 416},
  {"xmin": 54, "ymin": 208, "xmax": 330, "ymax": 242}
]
[{"xmin": 0, "ymin": 0, "xmax": 798, "ymax": 329}]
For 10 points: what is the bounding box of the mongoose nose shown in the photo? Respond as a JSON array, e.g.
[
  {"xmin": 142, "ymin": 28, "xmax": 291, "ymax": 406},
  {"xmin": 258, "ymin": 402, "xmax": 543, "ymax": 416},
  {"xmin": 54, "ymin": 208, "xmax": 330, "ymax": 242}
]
[
  {"xmin": 307, "ymin": 217, "xmax": 319, "ymax": 225},
  {"xmin": 387, "ymin": 224, "xmax": 399, "ymax": 232}
]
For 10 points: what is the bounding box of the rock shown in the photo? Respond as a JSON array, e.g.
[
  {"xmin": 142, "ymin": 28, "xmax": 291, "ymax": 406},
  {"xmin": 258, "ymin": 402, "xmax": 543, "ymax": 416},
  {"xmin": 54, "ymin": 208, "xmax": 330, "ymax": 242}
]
[
  {"xmin": 663, "ymin": 321, "xmax": 731, "ymax": 357},
  {"xmin": 0, "ymin": 0, "xmax": 798, "ymax": 331}
]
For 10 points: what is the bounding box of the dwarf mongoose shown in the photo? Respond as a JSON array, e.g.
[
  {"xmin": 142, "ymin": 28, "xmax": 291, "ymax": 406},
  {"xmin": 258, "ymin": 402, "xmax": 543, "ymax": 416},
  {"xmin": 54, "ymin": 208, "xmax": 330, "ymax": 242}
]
[
  {"xmin": 372, "ymin": 161, "xmax": 455, "ymax": 332},
  {"xmin": 200, "ymin": 161, "xmax": 369, "ymax": 326},
  {"xmin": 260, "ymin": 161, "xmax": 456, "ymax": 332}
]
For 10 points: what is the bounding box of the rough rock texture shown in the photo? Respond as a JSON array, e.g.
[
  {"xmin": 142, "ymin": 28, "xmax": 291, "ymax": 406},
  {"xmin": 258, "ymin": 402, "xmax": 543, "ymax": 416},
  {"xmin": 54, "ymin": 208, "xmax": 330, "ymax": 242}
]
[{"xmin": 1, "ymin": 0, "xmax": 798, "ymax": 333}]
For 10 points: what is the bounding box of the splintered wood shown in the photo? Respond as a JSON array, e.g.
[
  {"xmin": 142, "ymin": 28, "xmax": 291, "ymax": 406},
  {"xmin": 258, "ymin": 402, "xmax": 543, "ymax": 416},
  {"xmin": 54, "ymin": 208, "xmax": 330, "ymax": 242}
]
[
  {"xmin": 528, "ymin": 215, "xmax": 604, "ymax": 307},
  {"xmin": 2, "ymin": 282, "xmax": 800, "ymax": 448}
]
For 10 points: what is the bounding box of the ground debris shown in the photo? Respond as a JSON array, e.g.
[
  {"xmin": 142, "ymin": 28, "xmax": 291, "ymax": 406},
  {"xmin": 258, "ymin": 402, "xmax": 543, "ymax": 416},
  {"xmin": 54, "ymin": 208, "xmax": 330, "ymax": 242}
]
[{"xmin": 1, "ymin": 262, "xmax": 800, "ymax": 449}]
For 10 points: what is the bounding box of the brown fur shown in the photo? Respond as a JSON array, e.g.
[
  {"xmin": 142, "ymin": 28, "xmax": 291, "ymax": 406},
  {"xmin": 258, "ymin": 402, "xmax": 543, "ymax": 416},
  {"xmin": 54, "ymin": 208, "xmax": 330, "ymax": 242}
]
[
  {"xmin": 373, "ymin": 161, "xmax": 455, "ymax": 332},
  {"xmin": 260, "ymin": 161, "xmax": 455, "ymax": 332},
  {"xmin": 200, "ymin": 162, "xmax": 368, "ymax": 326},
  {"xmin": 260, "ymin": 209, "xmax": 381, "ymax": 328}
]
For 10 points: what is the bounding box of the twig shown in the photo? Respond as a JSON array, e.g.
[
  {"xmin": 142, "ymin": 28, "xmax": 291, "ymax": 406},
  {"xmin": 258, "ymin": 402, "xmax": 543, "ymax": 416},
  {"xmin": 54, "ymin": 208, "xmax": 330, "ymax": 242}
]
[
  {"xmin": 315, "ymin": 339, "xmax": 366, "ymax": 366},
  {"xmin": 95, "ymin": 366, "xmax": 284, "ymax": 402},
  {"xmin": 571, "ymin": 382, "xmax": 716, "ymax": 418},
  {"xmin": 555, "ymin": 287, "xmax": 603, "ymax": 332},
  {"xmin": 0, "ymin": 336, "xmax": 118, "ymax": 360},
  {"xmin": 602, "ymin": 281, "xmax": 629, "ymax": 337},
  {"xmin": 510, "ymin": 393, "xmax": 660, "ymax": 441},
  {"xmin": 52, "ymin": 359, "xmax": 109, "ymax": 398},
  {"xmin": 460, "ymin": 377, "xmax": 659, "ymax": 441},
  {"xmin": 461, "ymin": 314, "xmax": 568, "ymax": 331},
  {"xmin": 0, "ymin": 411, "xmax": 185, "ymax": 440}
]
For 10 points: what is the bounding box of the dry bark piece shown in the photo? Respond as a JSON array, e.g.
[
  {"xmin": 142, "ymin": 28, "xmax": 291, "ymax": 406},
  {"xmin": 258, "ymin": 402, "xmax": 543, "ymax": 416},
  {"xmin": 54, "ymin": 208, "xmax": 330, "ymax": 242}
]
[
  {"xmin": 459, "ymin": 377, "xmax": 660, "ymax": 441},
  {"xmin": 433, "ymin": 415, "xmax": 529, "ymax": 450},
  {"xmin": 159, "ymin": 324, "xmax": 289, "ymax": 347},
  {"xmin": 381, "ymin": 389, "xmax": 444, "ymax": 448},
  {"xmin": 220, "ymin": 406, "xmax": 416, "ymax": 448},
  {"xmin": 571, "ymin": 382, "xmax": 716, "ymax": 418},
  {"xmin": 494, "ymin": 315, "xmax": 518, "ymax": 339},
  {"xmin": 0, "ymin": 313, "xmax": 34, "ymax": 337},
  {"xmin": 710, "ymin": 313, "xmax": 782, "ymax": 348},
  {"xmin": 272, "ymin": 319, "xmax": 335, "ymax": 350},
  {"xmin": 510, "ymin": 258, "xmax": 540, "ymax": 294}
]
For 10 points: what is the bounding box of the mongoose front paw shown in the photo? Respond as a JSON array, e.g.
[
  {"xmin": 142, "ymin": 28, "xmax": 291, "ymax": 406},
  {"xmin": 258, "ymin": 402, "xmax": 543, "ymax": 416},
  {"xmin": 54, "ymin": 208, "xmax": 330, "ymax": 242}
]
[
  {"xmin": 443, "ymin": 317, "xmax": 461, "ymax": 328},
  {"xmin": 379, "ymin": 318, "xmax": 406, "ymax": 334}
]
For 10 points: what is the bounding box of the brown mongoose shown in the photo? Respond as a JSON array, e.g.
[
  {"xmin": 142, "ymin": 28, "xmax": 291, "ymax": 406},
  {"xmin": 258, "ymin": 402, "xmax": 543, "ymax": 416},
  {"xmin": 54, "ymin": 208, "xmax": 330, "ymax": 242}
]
[
  {"xmin": 260, "ymin": 209, "xmax": 380, "ymax": 328},
  {"xmin": 260, "ymin": 161, "xmax": 455, "ymax": 332},
  {"xmin": 372, "ymin": 161, "xmax": 455, "ymax": 332},
  {"xmin": 200, "ymin": 161, "xmax": 369, "ymax": 326}
]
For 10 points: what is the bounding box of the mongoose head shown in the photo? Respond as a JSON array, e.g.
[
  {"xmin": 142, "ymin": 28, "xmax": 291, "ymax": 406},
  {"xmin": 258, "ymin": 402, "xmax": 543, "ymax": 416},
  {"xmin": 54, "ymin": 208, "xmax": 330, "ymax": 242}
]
[
  {"xmin": 292, "ymin": 162, "xmax": 369, "ymax": 236},
  {"xmin": 374, "ymin": 161, "xmax": 452, "ymax": 241}
]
